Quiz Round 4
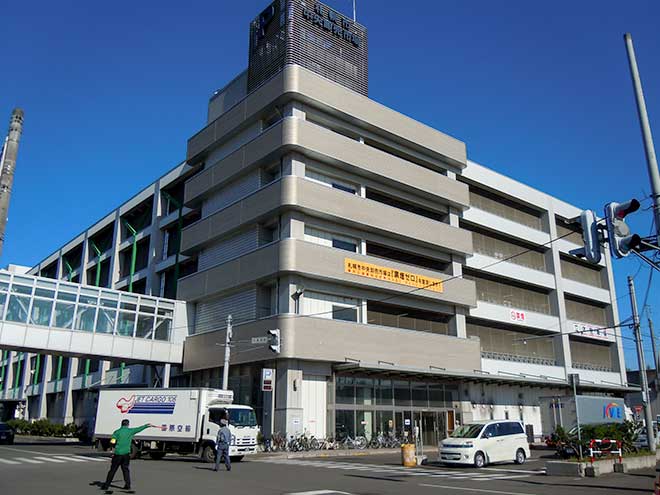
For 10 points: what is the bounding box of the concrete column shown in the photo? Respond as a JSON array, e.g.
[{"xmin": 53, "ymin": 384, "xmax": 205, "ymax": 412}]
[
  {"xmin": 36, "ymin": 355, "xmax": 52, "ymax": 419},
  {"xmin": 146, "ymin": 187, "xmax": 160, "ymax": 296},
  {"xmin": 162, "ymin": 364, "xmax": 171, "ymax": 388},
  {"xmin": 274, "ymin": 359, "xmax": 303, "ymax": 437},
  {"xmin": 108, "ymin": 212, "xmax": 123, "ymax": 289},
  {"xmin": 99, "ymin": 360, "xmax": 111, "ymax": 386},
  {"xmin": 18, "ymin": 353, "xmax": 31, "ymax": 419},
  {"xmin": 80, "ymin": 233, "xmax": 91, "ymax": 286},
  {"xmin": 546, "ymin": 203, "xmax": 571, "ymax": 372},
  {"xmin": 60, "ymin": 358, "xmax": 77, "ymax": 424}
]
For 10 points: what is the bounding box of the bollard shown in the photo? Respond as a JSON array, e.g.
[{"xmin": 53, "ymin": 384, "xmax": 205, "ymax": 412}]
[{"xmin": 401, "ymin": 443, "xmax": 416, "ymax": 467}]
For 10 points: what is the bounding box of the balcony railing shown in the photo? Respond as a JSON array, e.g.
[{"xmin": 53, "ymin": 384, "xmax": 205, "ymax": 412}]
[
  {"xmin": 572, "ymin": 362, "xmax": 614, "ymax": 373},
  {"xmin": 481, "ymin": 350, "xmax": 557, "ymax": 367},
  {"xmin": 0, "ymin": 271, "xmax": 176, "ymax": 342}
]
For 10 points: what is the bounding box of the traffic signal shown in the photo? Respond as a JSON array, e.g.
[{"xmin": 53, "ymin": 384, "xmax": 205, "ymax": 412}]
[
  {"xmin": 576, "ymin": 210, "xmax": 602, "ymax": 264},
  {"xmin": 268, "ymin": 328, "xmax": 280, "ymax": 354},
  {"xmin": 604, "ymin": 199, "xmax": 642, "ymax": 258}
]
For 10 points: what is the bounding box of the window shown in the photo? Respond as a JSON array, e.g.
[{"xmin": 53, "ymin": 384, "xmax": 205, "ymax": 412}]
[
  {"xmin": 306, "ymin": 169, "xmax": 358, "ymax": 195},
  {"xmin": 302, "ymin": 291, "xmax": 360, "ymax": 322},
  {"xmin": 367, "ymin": 301, "xmax": 449, "ymax": 335},
  {"xmin": 466, "ymin": 322, "xmax": 556, "ymax": 365},
  {"xmin": 467, "ymin": 227, "xmax": 547, "ymax": 272},
  {"xmin": 561, "ymin": 257, "xmax": 603, "ymax": 288},
  {"xmin": 465, "ymin": 272, "xmax": 552, "ymax": 315},
  {"xmin": 570, "ymin": 338, "xmax": 613, "ymax": 371},
  {"xmin": 304, "ymin": 226, "xmax": 358, "ymax": 253},
  {"xmin": 565, "ymin": 298, "xmax": 608, "ymax": 326},
  {"xmin": 483, "ymin": 424, "xmax": 499, "ymax": 438},
  {"xmin": 556, "ymin": 219, "xmax": 584, "ymax": 245},
  {"xmin": 332, "ymin": 305, "xmax": 358, "ymax": 322},
  {"xmin": 366, "ymin": 189, "xmax": 448, "ymax": 223},
  {"xmin": 468, "ymin": 186, "xmax": 544, "ymax": 231}
]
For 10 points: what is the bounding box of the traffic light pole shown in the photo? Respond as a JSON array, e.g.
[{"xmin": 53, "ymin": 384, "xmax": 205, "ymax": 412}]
[
  {"xmin": 629, "ymin": 276, "xmax": 657, "ymax": 452},
  {"xmin": 625, "ymin": 33, "xmax": 660, "ymax": 241}
]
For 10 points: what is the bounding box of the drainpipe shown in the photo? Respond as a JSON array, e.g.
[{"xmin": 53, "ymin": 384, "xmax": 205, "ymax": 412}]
[
  {"xmin": 13, "ymin": 352, "xmax": 22, "ymax": 398},
  {"xmin": 64, "ymin": 260, "xmax": 74, "ymax": 282},
  {"xmin": 0, "ymin": 350, "xmax": 6, "ymax": 391},
  {"xmin": 122, "ymin": 220, "xmax": 138, "ymax": 293},
  {"xmin": 161, "ymin": 191, "xmax": 183, "ymax": 296},
  {"xmin": 33, "ymin": 354, "xmax": 40, "ymax": 394},
  {"xmin": 90, "ymin": 241, "xmax": 102, "ymax": 287},
  {"xmin": 56, "ymin": 355, "xmax": 63, "ymax": 393}
]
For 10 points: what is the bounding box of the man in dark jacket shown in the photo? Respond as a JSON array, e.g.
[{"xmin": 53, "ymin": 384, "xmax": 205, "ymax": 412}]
[
  {"xmin": 101, "ymin": 420, "xmax": 157, "ymax": 491},
  {"xmin": 214, "ymin": 419, "xmax": 232, "ymax": 472}
]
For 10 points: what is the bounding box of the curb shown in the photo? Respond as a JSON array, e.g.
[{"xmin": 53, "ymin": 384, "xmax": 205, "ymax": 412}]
[{"xmin": 15, "ymin": 435, "xmax": 80, "ymax": 443}]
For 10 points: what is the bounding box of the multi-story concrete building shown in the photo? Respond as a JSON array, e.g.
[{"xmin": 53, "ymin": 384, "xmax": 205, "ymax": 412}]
[{"xmin": 0, "ymin": 0, "xmax": 628, "ymax": 443}]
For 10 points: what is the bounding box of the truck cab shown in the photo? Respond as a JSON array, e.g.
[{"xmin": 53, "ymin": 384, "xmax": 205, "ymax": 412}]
[{"xmin": 203, "ymin": 404, "xmax": 259, "ymax": 461}]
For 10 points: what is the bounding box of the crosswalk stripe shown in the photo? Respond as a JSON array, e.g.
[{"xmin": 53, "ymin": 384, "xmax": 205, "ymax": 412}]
[
  {"xmin": 71, "ymin": 455, "xmax": 108, "ymax": 462},
  {"xmin": 53, "ymin": 456, "xmax": 88, "ymax": 463},
  {"xmin": 33, "ymin": 456, "xmax": 66, "ymax": 463},
  {"xmin": 0, "ymin": 458, "xmax": 20, "ymax": 465},
  {"xmin": 15, "ymin": 457, "xmax": 44, "ymax": 464}
]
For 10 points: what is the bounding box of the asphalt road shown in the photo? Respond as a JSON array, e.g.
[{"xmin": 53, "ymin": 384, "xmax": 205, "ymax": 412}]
[{"xmin": 0, "ymin": 442, "xmax": 655, "ymax": 495}]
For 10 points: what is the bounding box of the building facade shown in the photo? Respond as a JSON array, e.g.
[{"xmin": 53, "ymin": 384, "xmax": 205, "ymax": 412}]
[{"xmin": 1, "ymin": 0, "xmax": 628, "ymax": 443}]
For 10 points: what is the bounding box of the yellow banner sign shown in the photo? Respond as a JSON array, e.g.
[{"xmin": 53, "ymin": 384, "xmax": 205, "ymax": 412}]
[{"xmin": 344, "ymin": 259, "xmax": 443, "ymax": 293}]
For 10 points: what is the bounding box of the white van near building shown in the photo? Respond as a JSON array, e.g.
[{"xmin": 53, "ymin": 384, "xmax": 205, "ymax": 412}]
[{"xmin": 439, "ymin": 420, "xmax": 530, "ymax": 468}]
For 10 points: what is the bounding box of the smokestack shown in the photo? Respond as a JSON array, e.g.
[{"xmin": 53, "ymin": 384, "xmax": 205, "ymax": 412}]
[{"xmin": 0, "ymin": 108, "xmax": 24, "ymax": 258}]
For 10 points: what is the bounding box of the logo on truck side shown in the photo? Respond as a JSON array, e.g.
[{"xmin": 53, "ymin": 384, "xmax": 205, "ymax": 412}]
[
  {"xmin": 603, "ymin": 402, "xmax": 623, "ymax": 420},
  {"xmin": 115, "ymin": 395, "xmax": 177, "ymax": 415}
]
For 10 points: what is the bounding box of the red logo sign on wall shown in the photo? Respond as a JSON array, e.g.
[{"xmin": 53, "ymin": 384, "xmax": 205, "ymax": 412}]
[{"xmin": 509, "ymin": 310, "xmax": 526, "ymax": 323}]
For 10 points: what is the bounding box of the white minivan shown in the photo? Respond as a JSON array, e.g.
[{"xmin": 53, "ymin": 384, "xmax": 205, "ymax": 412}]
[{"xmin": 439, "ymin": 420, "xmax": 530, "ymax": 468}]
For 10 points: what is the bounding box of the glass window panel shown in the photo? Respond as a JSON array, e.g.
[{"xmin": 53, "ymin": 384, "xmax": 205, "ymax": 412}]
[
  {"xmin": 0, "ymin": 292, "xmax": 6, "ymax": 318},
  {"xmin": 57, "ymin": 291, "xmax": 77, "ymax": 302},
  {"xmin": 393, "ymin": 380, "xmax": 411, "ymax": 407},
  {"xmin": 96, "ymin": 308, "xmax": 116, "ymax": 334},
  {"xmin": 6, "ymin": 295, "xmax": 30, "ymax": 323},
  {"xmin": 100, "ymin": 298, "xmax": 118, "ymax": 308},
  {"xmin": 11, "ymin": 284, "xmax": 32, "ymax": 295},
  {"xmin": 54, "ymin": 302, "xmax": 75, "ymax": 329},
  {"xmin": 0, "ymin": 273, "xmax": 10, "ymax": 283},
  {"xmin": 30, "ymin": 299, "xmax": 53, "ymax": 326},
  {"xmin": 332, "ymin": 305, "xmax": 358, "ymax": 322},
  {"xmin": 154, "ymin": 318, "xmax": 172, "ymax": 341},
  {"xmin": 13, "ymin": 276, "xmax": 33, "ymax": 286},
  {"xmin": 139, "ymin": 302, "xmax": 156, "ymax": 314},
  {"xmin": 429, "ymin": 384, "xmax": 445, "ymax": 407},
  {"xmin": 117, "ymin": 312, "xmax": 136, "ymax": 336},
  {"xmin": 412, "ymin": 382, "xmax": 428, "ymax": 407},
  {"xmin": 332, "ymin": 239, "xmax": 358, "ymax": 252},
  {"xmin": 376, "ymin": 379, "xmax": 393, "ymax": 405},
  {"xmin": 0, "ymin": 282, "xmax": 8, "ymax": 292},
  {"xmin": 336, "ymin": 376, "xmax": 355, "ymax": 405},
  {"xmin": 36, "ymin": 279, "xmax": 57, "ymax": 289},
  {"xmin": 34, "ymin": 288, "xmax": 55, "ymax": 298},
  {"xmin": 355, "ymin": 378, "xmax": 374, "ymax": 406},
  {"xmin": 120, "ymin": 295, "xmax": 138, "ymax": 311},
  {"xmin": 356, "ymin": 410, "xmax": 374, "ymax": 440},
  {"xmin": 376, "ymin": 411, "xmax": 394, "ymax": 435},
  {"xmin": 75, "ymin": 305, "xmax": 97, "ymax": 332},
  {"xmin": 157, "ymin": 307, "xmax": 174, "ymax": 317},
  {"xmin": 78, "ymin": 292, "xmax": 98, "ymax": 305},
  {"xmin": 335, "ymin": 410, "xmax": 355, "ymax": 441},
  {"xmin": 136, "ymin": 315, "xmax": 155, "ymax": 339}
]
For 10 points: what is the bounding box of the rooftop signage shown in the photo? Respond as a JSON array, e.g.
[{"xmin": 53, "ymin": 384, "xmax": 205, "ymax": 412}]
[{"xmin": 302, "ymin": 3, "xmax": 361, "ymax": 47}]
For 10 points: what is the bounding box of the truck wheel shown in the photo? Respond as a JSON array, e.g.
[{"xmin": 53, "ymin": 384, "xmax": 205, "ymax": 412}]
[
  {"xmin": 474, "ymin": 451, "xmax": 486, "ymax": 468},
  {"xmin": 201, "ymin": 445, "xmax": 216, "ymax": 463},
  {"xmin": 230, "ymin": 456, "xmax": 244, "ymax": 462},
  {"xmin": 149, "ymin": 452, "xmax": 166, "ymax": 460},
  {"xmin": 130, "ymin": 442, "xmax": 141, "ymax": 460}
]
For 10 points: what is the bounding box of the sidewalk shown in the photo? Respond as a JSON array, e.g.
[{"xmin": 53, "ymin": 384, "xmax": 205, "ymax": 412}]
[{"xmin": 255, "ymin": 447, "xmax": 437, "ymax": 460}]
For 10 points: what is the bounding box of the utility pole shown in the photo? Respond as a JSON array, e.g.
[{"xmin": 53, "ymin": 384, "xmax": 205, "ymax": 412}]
[
  {"xmin": 0, "ymin": 109, "xmax": 24, "ymax": 258},
  {"xmin": 629, "ymin": 276, "xmax": 656, "ymax": 452},
  {"xmin": 221, "ymin": 314, "xmax": 233, "ymax": 390},
  {"xmin": 624, "ymin": 33, "xmax": 660, "ymax": 241},
  {"xmin": 649, "ymin": 315, "xmax": 660, "ymax": 392}
]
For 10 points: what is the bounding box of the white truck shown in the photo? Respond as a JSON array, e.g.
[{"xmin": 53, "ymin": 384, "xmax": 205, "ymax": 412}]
[{"xmin": 94, "ymin": 387, "xmax": 259, "ymax": 462}]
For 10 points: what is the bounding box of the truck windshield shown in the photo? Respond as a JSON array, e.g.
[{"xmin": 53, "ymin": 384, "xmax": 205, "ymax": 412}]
[
  {"xmin": 450, "ymin": 424, "xmax": 484, "ymax": 439},
  {"xmin": 228, "ymin": 408, "xmax": 257, "ymax": 427}
]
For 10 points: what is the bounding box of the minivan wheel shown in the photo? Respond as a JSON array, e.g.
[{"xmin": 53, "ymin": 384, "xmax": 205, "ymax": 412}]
[
  {"xmin": 515, "ymin": 449, "xmax": 526, "ymax": 465},
  {"xmin": 474, "ymin": 451, "xmax": 486, "ymax": 468}
]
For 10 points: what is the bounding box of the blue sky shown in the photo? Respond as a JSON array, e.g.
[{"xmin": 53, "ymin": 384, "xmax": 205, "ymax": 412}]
[{"xmin": 1, "ymin": 0, "xmax": 659, "ymax": 369}]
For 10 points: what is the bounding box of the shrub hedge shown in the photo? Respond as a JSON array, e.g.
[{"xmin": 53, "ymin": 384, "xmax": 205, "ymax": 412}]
[{"xmin": 6, "ymin": 419, "xmax": 81, "ymax": 437}]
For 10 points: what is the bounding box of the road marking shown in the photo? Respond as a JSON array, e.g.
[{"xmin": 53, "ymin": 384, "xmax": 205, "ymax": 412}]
[
  {"xmin": 0, "ymin": 446, "xmax": 55, "ymax": 455},
  {"xmin": 33, "ymin": 456, "xmax": 67, "ymax": 463},
  {"xmin": 53, "ymin": 455, "xmax": 88, "ymax": 462},
  {"xmin": 71, "ymin": 455, "xmax": 108, "ymax": 462},
  {"xmin": 285, "ymin": 491, "xmax": 353, "ymax": 495},
  {"xmin": 481, "ymin": 467, "xmax": 544, "ymax": 474},
  {"xmin": 481, "ymin": 475, "xmax": 534, "ymax": 480},
  {"xmin": 0, "ymin": 458, "xmax": 20, "ymax": 465},
  {"xmin": 15, "ymin": 457, "xmax": 44, "ymax": 464},
  {"xmin": 420, "ymin": 484, "xmax": 536, "ymax": 495}
]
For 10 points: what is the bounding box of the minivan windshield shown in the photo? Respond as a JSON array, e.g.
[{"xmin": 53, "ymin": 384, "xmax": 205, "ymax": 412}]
[{"xmin": 450, "ymin": 424, "xmax": 484, "ymax": 439}]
